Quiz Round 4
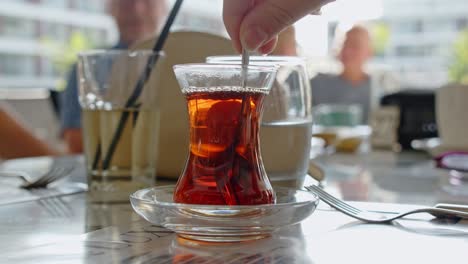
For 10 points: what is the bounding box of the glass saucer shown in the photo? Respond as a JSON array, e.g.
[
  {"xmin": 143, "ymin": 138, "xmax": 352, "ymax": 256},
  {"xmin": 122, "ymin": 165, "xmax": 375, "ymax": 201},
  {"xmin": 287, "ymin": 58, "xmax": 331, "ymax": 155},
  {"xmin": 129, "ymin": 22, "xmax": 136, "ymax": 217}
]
[{"xmin": 130, "ymin": 185, "xmax": 319, "ymax": 242}]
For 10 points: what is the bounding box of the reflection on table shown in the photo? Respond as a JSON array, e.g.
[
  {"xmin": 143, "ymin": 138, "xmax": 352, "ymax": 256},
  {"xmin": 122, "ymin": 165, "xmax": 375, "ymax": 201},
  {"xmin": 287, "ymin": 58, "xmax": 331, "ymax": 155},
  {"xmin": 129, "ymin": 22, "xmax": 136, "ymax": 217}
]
[{"xmin": 312, "ymin": 150, "xmax": 468, "ymax": 206}]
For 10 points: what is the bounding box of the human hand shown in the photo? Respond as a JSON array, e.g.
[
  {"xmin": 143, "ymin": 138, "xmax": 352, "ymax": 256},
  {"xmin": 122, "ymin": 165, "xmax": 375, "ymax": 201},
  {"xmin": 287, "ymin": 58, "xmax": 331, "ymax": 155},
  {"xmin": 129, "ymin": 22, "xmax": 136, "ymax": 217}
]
[{"xmin": 223, "ymin": 0, "xmax": 332, "ymax": 53}]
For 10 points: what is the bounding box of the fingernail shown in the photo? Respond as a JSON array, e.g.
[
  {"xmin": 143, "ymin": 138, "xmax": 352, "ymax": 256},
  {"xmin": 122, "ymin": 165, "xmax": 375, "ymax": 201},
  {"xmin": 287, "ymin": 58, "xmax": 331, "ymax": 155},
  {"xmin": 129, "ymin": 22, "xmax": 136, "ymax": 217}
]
[{"xmin": 241, "ymin": 28, "xmax": 268, "ymax": 52}]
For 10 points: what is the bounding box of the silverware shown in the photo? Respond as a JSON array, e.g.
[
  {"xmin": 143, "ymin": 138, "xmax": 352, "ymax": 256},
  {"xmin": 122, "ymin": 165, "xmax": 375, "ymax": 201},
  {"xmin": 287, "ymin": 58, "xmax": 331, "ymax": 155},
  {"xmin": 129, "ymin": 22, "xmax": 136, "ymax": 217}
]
[
  {"xmin": 435, "ymin": 203, "xmax": 468, "ymax": 213},
  {"xmin": 0, "ymin": 166, "xmax": 74, "ymax": 189},
  {"xmin": 241, "ymin": 48, "xmax": 249, "ymax": 90},
  {"xmin": 306, "ymin": 185, "xmax": 468, "ymax": 223}
]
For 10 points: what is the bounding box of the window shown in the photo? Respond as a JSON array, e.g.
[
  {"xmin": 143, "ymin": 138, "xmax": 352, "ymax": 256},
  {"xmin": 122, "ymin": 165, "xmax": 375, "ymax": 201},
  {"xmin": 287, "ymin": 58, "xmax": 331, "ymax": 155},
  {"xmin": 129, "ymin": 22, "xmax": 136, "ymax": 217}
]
[
  {"xmin": 0, "ymin": 16, "xmax": 35, "ymax": 39},
  {"xmin": 393, "ymin": 20, "xmax": 424, "ymax": 34},
  {"xmin": 456, "ymin": 18, "xmax": 468, "ymax": 30},
  {"xmin": 42, "ymin": 22, "xmax": 69, "ymax": 43},
  {"xmin": 425, "ymin": 19, "xmax": 451, "ymax": 33},
  {"xmin": 395, "ymin": 45, "xmax": 436, "ymax": 57},
  {"xmin": 0, "ymin": 54, "xmax": 35, "ymax": 76},
  {"xmin": 72, "ymin": 0, "xmax": 105, "ymax": 13},
  {"xmin": 414, "ymin": 20, "xmax": 423, "ymax": 33},
  {"xmin": 41, "ymin": 0, "xmax": 67, "ymax": 9}
]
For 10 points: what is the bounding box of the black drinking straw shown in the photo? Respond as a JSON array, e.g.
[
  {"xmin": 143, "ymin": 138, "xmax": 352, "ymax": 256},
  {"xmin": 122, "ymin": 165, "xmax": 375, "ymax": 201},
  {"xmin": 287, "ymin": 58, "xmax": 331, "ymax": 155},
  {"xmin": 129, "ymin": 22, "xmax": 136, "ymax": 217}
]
[{"xmin": 98, "ymin": 0, "xmax": 184, "ymax": 170}]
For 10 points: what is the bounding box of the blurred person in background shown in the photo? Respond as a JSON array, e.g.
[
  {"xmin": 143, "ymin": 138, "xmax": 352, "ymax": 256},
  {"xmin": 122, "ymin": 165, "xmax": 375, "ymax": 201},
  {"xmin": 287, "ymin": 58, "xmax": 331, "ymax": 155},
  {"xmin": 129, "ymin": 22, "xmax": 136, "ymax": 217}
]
[
  {"xmin": 60, "ymin": 0, "xmax": 167, "ymax": 153},
  {"xmin": 0, "ymin": 109, "xmax": 57, "ymax": 159},
  {"xmin": 311, "ymin": 25, "xmax": 374, "ymax": 123}
]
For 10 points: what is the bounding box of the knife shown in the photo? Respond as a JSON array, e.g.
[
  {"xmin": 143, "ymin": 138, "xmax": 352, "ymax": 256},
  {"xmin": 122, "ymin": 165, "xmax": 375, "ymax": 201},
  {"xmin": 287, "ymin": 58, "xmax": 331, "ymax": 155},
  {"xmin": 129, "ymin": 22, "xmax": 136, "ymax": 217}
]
[{"xmin": 435, "ymin": 203, "xmax": 468, "ymax": 214}]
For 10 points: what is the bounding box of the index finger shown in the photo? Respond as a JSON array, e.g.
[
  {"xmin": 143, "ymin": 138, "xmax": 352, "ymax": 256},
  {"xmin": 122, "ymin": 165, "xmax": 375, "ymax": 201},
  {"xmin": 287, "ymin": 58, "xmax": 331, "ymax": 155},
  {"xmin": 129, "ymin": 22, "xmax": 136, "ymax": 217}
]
[{"xmin": 223, "ymin": 0, "xmax": 255, "ymax": 53}]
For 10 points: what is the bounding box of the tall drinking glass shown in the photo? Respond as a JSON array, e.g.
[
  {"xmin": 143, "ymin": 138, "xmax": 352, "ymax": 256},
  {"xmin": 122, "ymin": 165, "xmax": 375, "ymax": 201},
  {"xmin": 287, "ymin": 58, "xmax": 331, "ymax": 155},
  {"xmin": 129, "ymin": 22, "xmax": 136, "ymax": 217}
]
[
  {"xmin": 207, "ymin": 56, "xmax": 313, "ymax": 188},
  {"xmin": 173, "ymin": 64, "xmax": 278, "ymax": 205},
  {"xmin": 78, "ymin": 50, "xmax": 163, "ymax": 202}
]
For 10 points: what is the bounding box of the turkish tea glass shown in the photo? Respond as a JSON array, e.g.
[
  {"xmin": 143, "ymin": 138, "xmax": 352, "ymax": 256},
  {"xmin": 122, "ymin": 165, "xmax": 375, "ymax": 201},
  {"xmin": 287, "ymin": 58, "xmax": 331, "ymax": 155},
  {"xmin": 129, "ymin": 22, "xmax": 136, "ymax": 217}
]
[{"xmin": 173, "ymin": 64, "xmax": 278, "ymax": 205}]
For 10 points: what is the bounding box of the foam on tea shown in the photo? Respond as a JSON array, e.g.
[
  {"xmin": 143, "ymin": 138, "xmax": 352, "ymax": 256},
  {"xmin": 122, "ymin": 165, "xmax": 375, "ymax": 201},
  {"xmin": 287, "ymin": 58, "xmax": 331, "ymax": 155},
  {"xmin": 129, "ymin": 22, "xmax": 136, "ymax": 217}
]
[{"xmin": 174, "ymin": 86, "xmax": 276, "ymax": 205}]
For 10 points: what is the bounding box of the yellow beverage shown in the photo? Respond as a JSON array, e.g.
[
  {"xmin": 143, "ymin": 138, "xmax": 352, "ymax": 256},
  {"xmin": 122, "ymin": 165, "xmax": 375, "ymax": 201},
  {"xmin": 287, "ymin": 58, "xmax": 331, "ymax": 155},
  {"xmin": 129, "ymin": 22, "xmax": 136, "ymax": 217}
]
[{"xmin": 82, "ymin": 108, "xmax": 158, "ymax": 202}]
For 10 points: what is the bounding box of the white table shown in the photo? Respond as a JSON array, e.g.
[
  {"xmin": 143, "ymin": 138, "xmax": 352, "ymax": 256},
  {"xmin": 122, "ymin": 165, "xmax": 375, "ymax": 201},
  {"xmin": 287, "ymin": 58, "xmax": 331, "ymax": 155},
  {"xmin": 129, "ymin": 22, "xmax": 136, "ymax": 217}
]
[{"xmin": 1, "ymin": 153, "xmax": 468, "ymax": 263}]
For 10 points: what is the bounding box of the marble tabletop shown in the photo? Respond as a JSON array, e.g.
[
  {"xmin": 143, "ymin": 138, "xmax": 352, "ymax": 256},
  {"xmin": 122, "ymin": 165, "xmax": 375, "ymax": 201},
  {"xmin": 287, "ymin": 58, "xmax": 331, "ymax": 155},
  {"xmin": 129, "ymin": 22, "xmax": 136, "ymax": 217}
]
[{"xmin": 1, "ymin": 152, "xmax": 468, "ymax": 263}]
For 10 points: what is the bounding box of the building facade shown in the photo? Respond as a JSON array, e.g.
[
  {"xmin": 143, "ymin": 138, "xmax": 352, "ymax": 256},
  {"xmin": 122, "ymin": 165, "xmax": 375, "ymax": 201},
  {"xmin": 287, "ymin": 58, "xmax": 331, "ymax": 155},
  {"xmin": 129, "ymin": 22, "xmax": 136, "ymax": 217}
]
[
  {"xmin": 0, "ymin": 0, "xmax": 228, "ymax": 90},
  {"xmin": 0, "ymin": 0, "xmax": 115, "ymax": 89},
  {"xmin": 380, "ymin": 0, "xmax": 468, "ymax": 88}
]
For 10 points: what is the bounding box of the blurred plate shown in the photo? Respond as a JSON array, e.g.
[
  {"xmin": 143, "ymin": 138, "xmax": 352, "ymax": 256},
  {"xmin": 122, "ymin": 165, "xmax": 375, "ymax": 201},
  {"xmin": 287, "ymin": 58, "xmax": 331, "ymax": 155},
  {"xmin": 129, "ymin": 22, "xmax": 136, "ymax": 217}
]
[
  {"xmin": 411, "ymin": 138, "xmax": 468, "ymax": 157},
  {"xmin": 0, "ymin": 156, "xmax": 54, "ymax": 176},
  {"xmin": 313, "ymin": 125, "xmax": 371, "ymax": 152}
]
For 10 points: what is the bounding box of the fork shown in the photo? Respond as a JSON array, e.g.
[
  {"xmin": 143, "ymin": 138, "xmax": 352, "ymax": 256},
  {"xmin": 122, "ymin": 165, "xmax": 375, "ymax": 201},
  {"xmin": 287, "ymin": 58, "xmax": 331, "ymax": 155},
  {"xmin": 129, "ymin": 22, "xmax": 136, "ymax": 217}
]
[
  {"xmin": 0, "ymin": 166, "xmax": 74, "ymax": 189},
  {"xmin": 306, "ymin": 185, "xmax": 468, "ymax": 223}
]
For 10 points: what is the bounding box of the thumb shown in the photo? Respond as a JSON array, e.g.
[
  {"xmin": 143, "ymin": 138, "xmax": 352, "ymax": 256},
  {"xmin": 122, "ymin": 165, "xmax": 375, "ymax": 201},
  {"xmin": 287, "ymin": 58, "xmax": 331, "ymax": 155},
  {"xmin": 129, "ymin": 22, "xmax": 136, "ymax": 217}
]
[{"xmin": 240, "ymin": 0, "xmax": 326, "ymax": 51}]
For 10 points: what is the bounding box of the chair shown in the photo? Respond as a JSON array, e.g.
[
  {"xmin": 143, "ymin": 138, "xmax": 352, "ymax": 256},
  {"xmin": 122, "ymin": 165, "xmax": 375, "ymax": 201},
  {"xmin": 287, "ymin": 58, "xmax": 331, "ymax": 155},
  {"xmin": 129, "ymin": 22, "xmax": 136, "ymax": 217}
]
[{"xmin": 133, "ymin": 31, "xmax": 236, "ymax": 179}]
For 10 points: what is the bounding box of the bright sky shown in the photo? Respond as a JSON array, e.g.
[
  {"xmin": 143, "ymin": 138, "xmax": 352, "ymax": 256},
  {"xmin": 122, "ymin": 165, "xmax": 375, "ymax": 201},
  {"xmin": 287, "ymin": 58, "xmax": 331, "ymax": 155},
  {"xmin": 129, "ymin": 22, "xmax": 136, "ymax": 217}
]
[
  {"xmin": 296, "ymin": 0, "xmax": 383, "ymax": 56},
  {"xmin": 175, "ymin": 0, "xmax": 384, "ymax": 57},
  {"xmin": 322, "ymin": 0, "xmax": 384, "ymax": 23}
]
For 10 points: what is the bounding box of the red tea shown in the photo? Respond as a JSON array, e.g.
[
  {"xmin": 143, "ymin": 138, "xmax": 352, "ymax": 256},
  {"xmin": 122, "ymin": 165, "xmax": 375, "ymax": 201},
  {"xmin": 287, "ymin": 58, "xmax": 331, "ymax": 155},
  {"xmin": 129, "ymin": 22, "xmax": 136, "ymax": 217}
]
[{"xmin": 173, "ymin": 89, "xmax": 276, "ymax": 205}]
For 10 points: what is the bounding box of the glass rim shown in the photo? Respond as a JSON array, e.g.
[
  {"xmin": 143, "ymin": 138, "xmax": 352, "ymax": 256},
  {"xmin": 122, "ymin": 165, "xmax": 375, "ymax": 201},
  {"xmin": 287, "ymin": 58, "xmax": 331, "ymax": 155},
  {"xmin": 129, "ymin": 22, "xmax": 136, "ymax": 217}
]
[
  {"xmin": 206, "ymin": 55, "xmax": 306, "ymax": 65},
  {"xmin": 173, "ymin": 63, "xmax": 278, "ymax": 73},
  {"xmin": 78, "ymin": 49, "xmax": 165, "ymax": 57}
]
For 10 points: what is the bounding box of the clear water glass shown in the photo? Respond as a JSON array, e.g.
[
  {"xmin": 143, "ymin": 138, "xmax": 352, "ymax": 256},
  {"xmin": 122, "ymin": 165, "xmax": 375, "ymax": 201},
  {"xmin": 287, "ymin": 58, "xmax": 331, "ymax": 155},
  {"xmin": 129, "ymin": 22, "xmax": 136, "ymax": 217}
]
[
  {"xmin": 78, "ymin": 50, "xmax": 163, "ymax": 202},
  {"xmin": 207, "ymin": 56, "xmax": 313, "ymax": 189}
]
